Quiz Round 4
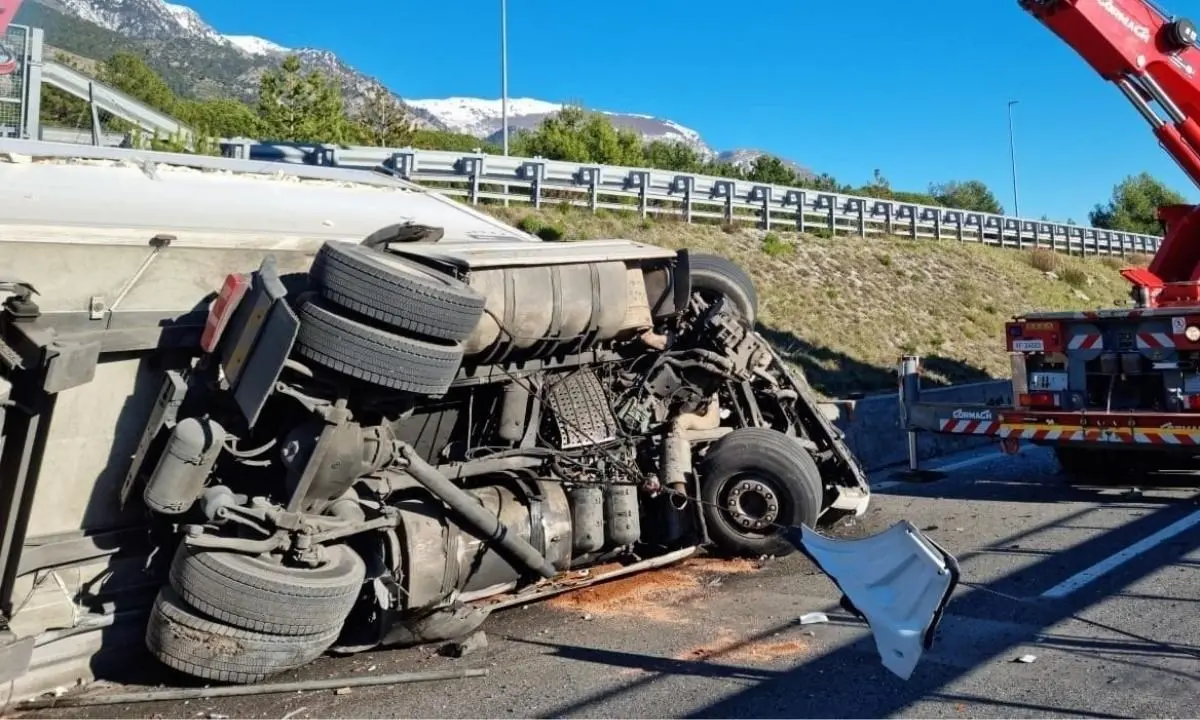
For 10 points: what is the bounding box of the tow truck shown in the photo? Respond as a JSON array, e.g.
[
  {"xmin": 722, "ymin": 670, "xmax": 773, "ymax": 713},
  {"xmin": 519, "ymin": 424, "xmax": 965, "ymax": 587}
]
[{"xmin": 904, "ymin": 0, "xmax": 1200, "ymax": 482}]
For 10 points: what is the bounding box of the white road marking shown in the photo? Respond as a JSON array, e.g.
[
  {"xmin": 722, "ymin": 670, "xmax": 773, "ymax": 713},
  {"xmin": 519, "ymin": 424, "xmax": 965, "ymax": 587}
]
[
  {"xmin": 935, "ymin": 448, "xmax": 1022, "ymax": 473},
  {"xmin": 1040, "ymin": 509, "xmax": 1200, "ymax": 599},
  {"xmin": 872, "ymin": 446, "xmax": 1023, "ymax": 490}
]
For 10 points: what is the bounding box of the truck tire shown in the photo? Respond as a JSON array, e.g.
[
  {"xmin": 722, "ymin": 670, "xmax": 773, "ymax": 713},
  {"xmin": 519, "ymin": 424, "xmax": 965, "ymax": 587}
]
[
  {"xmin": 295, "ymin": 298, "xmax": 463, "ymax": 395},
  {"xmin": 146, "ymin": 586, "xmax": 340, "ymax": 684},
  {"xmin": 169, "ymin": 543, "xmax": 365, "ymax": 636},
  {"xmin": 698, "ymin": 427, "xmax": 822, "ymax": 558},
  {"xmin": 689, "ymin": 253, "xmax": 758, "ymax": 325},
  {"xmin": 309, "ymin": 241, "xmax": 486, "ymax": 343}
]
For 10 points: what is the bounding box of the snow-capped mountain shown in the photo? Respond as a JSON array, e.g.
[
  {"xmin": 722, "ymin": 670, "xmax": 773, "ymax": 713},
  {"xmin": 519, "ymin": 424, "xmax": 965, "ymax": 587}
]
[
  {"xmin": 52, "ymin": 0, "xmax": 280, "ymax": 54},
  {"xmin": 50, "ymin": 0, "xmax": 224, "ymax": 43},
  {"xmin": 407, "ymin": 97, "xmax": 712, "ymax": 156},
  {"xmin": 25, "ymin": 0, "xmax": 809, "ymax": 172},
  {"xmin": 28, "ymin": 0, "xmax": 445, "ymax": 127},
  {"xmin": 223, "ymin": 35, "xmax": 290, "ymax": 57}
]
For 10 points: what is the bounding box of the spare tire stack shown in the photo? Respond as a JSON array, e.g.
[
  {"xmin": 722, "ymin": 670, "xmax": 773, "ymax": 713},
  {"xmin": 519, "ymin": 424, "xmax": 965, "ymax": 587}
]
[{"xmin": 294, "ymin": 240, "xmax": 488, "ymax": 395}]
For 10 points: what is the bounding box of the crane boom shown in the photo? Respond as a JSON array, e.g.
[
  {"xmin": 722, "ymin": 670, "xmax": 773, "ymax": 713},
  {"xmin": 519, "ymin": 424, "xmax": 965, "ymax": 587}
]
[
  {"xmin": 1022, "ymin": 0, "xmax": 1200, "ymax": 303},
  {"xmin": 0, "ymin": 0, "xmax": 24, "ymax": 74},
  {"xmin": 0, "ymin": 0, "xmax": 21, "ymax": 37}
]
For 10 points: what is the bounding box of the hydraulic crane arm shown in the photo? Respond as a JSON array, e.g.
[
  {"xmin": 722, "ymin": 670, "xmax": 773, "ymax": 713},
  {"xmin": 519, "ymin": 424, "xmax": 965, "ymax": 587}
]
[
  {"xmin": 1022, "ymin": 0, "xmax": 1200, "ymax": 293},
  {"xmin": 0, "ymin": 0, "xmax": 24, "ymax": 74}
]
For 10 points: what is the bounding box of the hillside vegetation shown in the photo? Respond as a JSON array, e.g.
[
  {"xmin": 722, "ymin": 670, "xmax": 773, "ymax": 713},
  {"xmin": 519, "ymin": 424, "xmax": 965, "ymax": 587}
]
[{"xmin": 485, "ymin": 206, "xmax": 1150, "ymax": 398}]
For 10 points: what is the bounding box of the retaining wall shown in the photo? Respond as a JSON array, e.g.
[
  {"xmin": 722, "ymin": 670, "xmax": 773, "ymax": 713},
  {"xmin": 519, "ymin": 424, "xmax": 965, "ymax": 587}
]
[{"xmin": 835, "ymin": 379, "xmax": 1012, "ymax": 472}]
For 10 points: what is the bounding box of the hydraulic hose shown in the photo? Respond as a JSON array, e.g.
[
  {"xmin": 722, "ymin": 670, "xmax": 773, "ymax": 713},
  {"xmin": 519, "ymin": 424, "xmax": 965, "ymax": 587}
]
[{"xmin": 395, "ymin": 443, "xmax": 559, "ymax": 579}]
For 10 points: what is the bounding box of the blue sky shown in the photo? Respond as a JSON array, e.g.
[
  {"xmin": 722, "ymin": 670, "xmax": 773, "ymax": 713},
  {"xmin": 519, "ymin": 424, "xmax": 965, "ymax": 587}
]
[{"xmin": 185, "ymin": 0, "xmax": 1200, "ymax": 223}]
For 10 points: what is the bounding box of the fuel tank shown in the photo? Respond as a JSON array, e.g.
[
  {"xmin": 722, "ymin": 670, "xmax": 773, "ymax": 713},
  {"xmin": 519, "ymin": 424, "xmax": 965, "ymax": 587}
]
[{"xmin": 389, "ymin": 239, "xmax": 683, "ymax": 362}]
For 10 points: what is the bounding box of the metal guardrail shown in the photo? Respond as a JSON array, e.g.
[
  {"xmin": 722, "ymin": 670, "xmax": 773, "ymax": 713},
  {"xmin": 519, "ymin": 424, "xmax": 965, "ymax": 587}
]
[
  {"xmin": 220, "ymin": 139, "xmax": 1165, "ymax": 257},
  {"xmin": 41, "ymin": 59, "xmax": 193, "ymax": 142}
]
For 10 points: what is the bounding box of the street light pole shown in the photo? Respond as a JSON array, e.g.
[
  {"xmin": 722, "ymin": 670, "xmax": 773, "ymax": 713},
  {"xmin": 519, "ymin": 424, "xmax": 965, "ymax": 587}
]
[
  {"xmin": 1007, "ymin": 100, "xmax": 1020, "ymax": 217},
  {"xmin": 501, "ymin": 0, "xmax": 509, "ymax": 156}
]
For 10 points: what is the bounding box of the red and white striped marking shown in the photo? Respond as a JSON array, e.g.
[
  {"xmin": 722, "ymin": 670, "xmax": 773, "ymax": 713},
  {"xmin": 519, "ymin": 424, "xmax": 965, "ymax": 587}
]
[
  {"xmin": 1136, "ymin": 332, "xmax": 1175, "ymax": 349},
  {"xmin": 937, "ymin": 420, "xmax": 1001, "ymax": 435},
  {"xmin": 997, "ymin": 426, "xmax": 1080, "ymax": 442},
  {"xmin": 1067, "ymin": 333, "xmax": 1103, "ymax": 350},
  {"xmin": 935, "ymin": 420, "xmax": 1200, "ymax": 446}
]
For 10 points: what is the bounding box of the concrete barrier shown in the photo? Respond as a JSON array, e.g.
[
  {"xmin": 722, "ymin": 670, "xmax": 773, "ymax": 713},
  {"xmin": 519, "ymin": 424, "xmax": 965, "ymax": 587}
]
[{"xmin": 835, "ymin": 379, "xmax": 1012, "ymax": 472}]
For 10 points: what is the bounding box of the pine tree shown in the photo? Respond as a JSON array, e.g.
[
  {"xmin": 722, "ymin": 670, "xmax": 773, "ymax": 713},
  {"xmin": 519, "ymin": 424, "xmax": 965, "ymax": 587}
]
[
  {"xmin": 257, "ymin": 55, "xmax": 354, "ymax": 143},
  {"xmin": 352, "ymin": 85, "xmax": 414, "ymax": 147}
]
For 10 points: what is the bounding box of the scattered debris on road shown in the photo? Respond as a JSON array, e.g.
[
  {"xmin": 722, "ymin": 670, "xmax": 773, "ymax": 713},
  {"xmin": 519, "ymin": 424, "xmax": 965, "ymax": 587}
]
[
  {"xmin": 1014, "ymin": 654, "xmax": 1038, "ymax": 664},
  {"xmin": 799, "ymin": 612, "xmax": 829, "ymax": 625},
  {"xmin": 441, "ymin": 631, "xmax": 489, "ymax": 658},
  {"xmin": 13, "ymin": 669, "xmax": 489, "ymax": 710}
]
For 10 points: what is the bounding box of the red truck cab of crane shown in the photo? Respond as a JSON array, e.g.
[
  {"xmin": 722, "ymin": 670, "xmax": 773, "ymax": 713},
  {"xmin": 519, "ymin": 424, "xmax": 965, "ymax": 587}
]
[{"xmin": 0, "ymin": 0, "xmax": 24, "ymax": 75}]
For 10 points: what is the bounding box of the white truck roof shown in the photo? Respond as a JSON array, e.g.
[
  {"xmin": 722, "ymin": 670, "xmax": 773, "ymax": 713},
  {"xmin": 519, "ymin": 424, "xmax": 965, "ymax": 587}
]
[{"xmin": 0, "ymin": 139, "xmax": 538, "ymax": 249}]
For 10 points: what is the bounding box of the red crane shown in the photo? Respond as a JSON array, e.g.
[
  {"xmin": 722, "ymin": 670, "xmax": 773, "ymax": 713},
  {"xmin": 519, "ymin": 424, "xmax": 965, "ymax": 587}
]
[
  {"xmin": 0, "ymin": 0, "xmax": 24, "ymax": 74},
  {"xmin": 1022, "ymin": 0, "xmax": 1200, "ymax": 307}
]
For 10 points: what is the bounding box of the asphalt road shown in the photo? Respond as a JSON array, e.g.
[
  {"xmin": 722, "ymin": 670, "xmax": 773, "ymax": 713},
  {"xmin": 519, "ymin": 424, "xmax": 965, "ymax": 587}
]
[{"xmin": 16, "ymin": 445, "xmax": 1200, "ymax": 719}]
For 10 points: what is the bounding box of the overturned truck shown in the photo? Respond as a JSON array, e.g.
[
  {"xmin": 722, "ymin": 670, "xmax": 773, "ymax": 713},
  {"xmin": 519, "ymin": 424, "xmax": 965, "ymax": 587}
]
[{"xmin": 0, "ymin": 140, "xmax": 955, "ymax": 694}]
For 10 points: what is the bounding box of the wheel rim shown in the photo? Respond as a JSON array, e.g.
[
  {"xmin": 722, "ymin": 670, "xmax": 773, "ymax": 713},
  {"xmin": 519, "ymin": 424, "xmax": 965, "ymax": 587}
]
[{"xmin": 717, "ymin": 473, "xmax": 787, "ymax": 538}]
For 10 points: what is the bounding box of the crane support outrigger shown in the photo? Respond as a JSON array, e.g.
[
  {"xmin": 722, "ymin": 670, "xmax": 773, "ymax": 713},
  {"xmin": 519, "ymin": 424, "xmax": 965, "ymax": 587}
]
[{"xmin": 903, "ymin": 0, "xmax": 1200, "ymax": 481}]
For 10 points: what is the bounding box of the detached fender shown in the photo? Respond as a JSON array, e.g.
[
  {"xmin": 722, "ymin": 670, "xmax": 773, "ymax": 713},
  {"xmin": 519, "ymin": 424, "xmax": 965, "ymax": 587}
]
[{"xmin": 788, "ymin": 520, "xmax": 960, "ymax": 680}]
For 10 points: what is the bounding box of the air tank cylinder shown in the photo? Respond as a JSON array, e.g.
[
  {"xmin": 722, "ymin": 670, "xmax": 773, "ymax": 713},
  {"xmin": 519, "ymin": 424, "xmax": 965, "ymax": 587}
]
[
  {"xmin": 604, "ymin": 484, "xmax": 641, "ymax": 548},
  {"xmin": 143, "ymin": 417, "xmax": 226, "ymax": 515},
  {"xmin": 568, "ymin": 485, "xmax": 605, "ymax": 553}
]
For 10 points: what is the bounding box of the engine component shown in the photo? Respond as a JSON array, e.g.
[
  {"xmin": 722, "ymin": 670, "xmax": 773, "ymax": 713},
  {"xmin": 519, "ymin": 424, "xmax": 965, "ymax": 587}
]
[
  {"xmin": 498, "ymin": 382, "xmax": 529, "ymax": 443},
  {"xmin": 378, "ymin": 467, "xmax": 572, "ymax": 613},
  {"xmin": 143, "ymin": 417, "xmax": 225, "ymax": 515},
  {"xmin": 462, "ymin": 261, "xmax": 652, "ymax": 361},
  {"xmin": 381, "ymin": 603, "xmax": 491, "ymax": 648},
  {"xmin": 396, "ymin": 445, "xmax": 563, "ymax": 580},
  {"xmin": 280, "ymin": 419, "xmax": 395, "ymax": 512},
  {"xmin": 543, "ymin": 369, "xmax": 620, "ymax": 450},
  {"xmin": 604, "ymin": 483, "xmax": 641, "ymax": 548},
  {"xmin": 662, "ymin": 396, "xmax": 723, "ymax": 494},
  {"xmin": 567, "ymin": 485, "xmax": 605, "ymax": 554}
]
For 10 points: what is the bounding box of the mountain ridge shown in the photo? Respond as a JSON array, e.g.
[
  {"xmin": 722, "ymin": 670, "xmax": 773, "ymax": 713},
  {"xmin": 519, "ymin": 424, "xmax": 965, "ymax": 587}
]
[{"xmin": 16, "ymin": 0, "xmax": 808, "ymax": 173}]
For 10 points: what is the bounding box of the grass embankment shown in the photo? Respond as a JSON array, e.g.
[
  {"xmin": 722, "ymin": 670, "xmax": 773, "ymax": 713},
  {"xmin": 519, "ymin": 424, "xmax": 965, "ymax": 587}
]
[{"xmin": 482, "ymin": 206, "xmax": 1152, "ymax": 398}]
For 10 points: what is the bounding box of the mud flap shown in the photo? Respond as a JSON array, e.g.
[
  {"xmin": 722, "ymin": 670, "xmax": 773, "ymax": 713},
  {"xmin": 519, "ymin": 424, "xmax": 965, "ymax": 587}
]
[{"xmin": 788, "ymin": 520, "xmax": 960, "ymax": 680}]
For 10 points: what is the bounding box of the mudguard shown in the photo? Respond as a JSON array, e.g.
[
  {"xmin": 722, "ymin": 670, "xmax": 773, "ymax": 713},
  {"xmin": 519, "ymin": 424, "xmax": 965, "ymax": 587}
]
[{"xmin": 790, "ymin": 520, "xmax": 960, "ymax": 680}]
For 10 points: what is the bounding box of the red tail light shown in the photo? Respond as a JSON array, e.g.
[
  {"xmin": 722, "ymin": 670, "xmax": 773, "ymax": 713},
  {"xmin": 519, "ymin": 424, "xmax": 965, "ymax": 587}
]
[
  {"xmin": 1185, "ymin": 394, "xmax": 1200, "ymax": 411},
  {"xmin": 1018, "ymin": 392, "xmax": 1060, "ymax": 408},
  {"xmin": 200, "ymin": 273, "xmax": 250, "ymax": 353}
]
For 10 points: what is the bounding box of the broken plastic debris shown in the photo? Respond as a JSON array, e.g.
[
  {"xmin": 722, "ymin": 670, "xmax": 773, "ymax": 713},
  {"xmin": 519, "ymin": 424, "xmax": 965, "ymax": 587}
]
[
  {"xmin": 1014, "ymin": 654, "xmax": 1038, "ymax": 663},
  {"xmin": 799, "ymin": 612, "xmax": 829, "ymax": 625}
]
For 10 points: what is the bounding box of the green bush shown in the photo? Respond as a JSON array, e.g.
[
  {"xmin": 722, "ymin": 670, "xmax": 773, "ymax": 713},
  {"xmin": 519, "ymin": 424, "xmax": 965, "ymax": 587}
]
[
  {"xmin": 1027, "ymin": 248, "xmax": 1060, "ymax": 272},
  {"xmin": 538, "ymin": 226, "xmax": 565, "ymax": 242},
  {"xmin": 516, "ymin": 216, "xmax": 544, "ymax": 235},
  {"xmin": 762, "ymin": 232, "xmax": 793, "ymax": 257},
  {"xmin": 1061, "ymin": 267, "xmax": 1089, "ymax": 288}
]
